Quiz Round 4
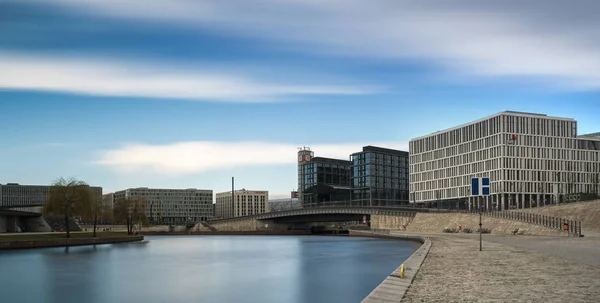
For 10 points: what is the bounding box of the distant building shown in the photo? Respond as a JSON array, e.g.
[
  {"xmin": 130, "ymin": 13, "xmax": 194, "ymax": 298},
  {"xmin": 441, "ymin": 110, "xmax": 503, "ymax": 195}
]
[
  {"xmin": 215, "ymin": 190, "xmax": 268, "ymax": 219},
  {"xmin": 409, "ymin": 111, "xmax": 600, "ymax": 210},
  {"xmin": 113, "ymin": 187, "xmax": 213, "ymax": 223},
  {"xmin": 102, "ymin": 193, "xmax": 114, "ymax": 211},
  {"xmin": 296, "ymin": 146, "xmax": 409, "ymax": 208},
  {"xmin": 268, "ymin": 197, "xmax": 301, "ymax": 212},
  {"xmin": 350, "ymin": 146, "xmax": 410, "ymax": 207},
  {"xmin": 0, "ymin": 183, "xmax": 102, "ymax": 209},
  {"xmin": 297, "ymin": 148, "xmax": 352, "ymax": 208},
  {"xmin": 0, "ymin": 183, "xmax": 102, "ymax": 232}
]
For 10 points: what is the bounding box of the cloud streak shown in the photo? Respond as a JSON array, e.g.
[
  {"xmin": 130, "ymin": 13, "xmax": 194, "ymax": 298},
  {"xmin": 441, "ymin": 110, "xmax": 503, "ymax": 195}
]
[
  {"xmin": 0, "ymin": 52, "xmax": 374, "ymax": 101},
  {"xmin": 30, "ymin": 0, "xmax": 600, "ymax": 90},
  {"xmin": 94, "ymin": 141, "xmax": 409, "ymax": 175}
]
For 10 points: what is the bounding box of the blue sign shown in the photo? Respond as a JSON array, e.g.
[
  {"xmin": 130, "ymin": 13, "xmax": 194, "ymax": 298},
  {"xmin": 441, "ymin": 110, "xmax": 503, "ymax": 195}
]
[{"xmin": 471, "ymin": 177, "xmax": 490, "ymax": 196}]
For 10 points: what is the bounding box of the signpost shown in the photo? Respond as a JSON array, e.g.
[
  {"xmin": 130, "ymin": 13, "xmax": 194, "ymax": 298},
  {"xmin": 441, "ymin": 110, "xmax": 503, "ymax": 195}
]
[{"xmin": 472, "ymin": 177, "xmax": 490, "ymax": 251}]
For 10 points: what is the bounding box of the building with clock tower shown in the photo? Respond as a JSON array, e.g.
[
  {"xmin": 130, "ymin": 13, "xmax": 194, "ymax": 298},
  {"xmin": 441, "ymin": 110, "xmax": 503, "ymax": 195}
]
[{"xmin": 297, "ymin": 147, "xmax": 352, "ymax": 208}]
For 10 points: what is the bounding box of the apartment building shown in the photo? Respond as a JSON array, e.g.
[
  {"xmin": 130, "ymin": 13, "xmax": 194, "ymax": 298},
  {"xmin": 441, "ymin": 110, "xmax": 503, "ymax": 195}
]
[
  {"xmin": 409, "ymin": 111, "xmax": 600, "ymax": 210},
  {"xmin": 113, "ymin": 187, "xmax": 213, "ymax": 223},
  {"xmin": 215, "ymin": 190, "xmax": 268, "ymax": 219}
]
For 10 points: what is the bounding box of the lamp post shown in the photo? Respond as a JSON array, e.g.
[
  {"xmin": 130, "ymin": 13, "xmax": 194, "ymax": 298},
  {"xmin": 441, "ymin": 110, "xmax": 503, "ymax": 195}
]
[{"xmin": 479, "ymin": 196, "xmax": 483, "ymax": 252}]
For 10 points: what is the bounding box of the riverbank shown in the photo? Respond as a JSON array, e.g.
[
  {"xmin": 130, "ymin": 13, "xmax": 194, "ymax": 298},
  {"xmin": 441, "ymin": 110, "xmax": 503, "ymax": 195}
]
[
  {"xmin": 349, "ymin": 230, "xmax": 432, "ymax": 303},
  {"xmin": 0, "ymin": 232, "xmax": 144, "ymax": 250},
  {"xmin": 141, "ymin": 230, "xmax": 311, "ymax": 236}
]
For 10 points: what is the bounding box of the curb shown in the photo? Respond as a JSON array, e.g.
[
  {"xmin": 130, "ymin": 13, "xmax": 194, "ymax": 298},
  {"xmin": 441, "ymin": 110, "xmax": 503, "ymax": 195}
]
[{"xmin": 351, "ymin": 231, "xmax": 432, "ymax": 303}]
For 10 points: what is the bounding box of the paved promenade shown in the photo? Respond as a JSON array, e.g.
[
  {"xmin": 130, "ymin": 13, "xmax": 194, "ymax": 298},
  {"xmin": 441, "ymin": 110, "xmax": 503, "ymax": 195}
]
[{"xmin": 402, "ymin": 234, "xmax": 600, "ymax": 302}]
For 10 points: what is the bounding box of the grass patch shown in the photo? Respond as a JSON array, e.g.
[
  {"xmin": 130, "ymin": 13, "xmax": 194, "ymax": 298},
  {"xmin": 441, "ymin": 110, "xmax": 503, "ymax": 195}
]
[{"xmin": 0, "ymin": 232, "xmax": 132, "ymax": 242}]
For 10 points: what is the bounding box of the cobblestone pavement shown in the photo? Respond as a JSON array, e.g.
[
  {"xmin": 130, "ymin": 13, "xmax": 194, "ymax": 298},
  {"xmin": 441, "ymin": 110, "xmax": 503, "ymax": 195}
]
[
  {"xmin": 402, "ymin": 236, "xmax": 600, "ymax": 303},
  {"xmin": 481, "ymin": 234, "xmax": 600, "ymax": 269}
]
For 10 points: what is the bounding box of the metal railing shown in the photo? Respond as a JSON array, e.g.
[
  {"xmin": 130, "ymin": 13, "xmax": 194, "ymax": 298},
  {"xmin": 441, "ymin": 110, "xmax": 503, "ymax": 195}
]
[
  {"xmin": 414, "ymin": 207, "xmax": 582, "ymax": 236},
  {"xmin": 483, "ymin": 210, "xmax": 582, "ymax": 236}
]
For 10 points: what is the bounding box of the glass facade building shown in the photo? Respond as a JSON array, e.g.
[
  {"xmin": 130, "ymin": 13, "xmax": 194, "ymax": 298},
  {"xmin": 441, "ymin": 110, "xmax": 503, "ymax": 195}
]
[
  {"xmin": 298, "ymin": 149, "xmax": 352, "ymax": 208},
  {"xmin": 350, "ymin": 146, "xmax": 410, "ymax": 206}
]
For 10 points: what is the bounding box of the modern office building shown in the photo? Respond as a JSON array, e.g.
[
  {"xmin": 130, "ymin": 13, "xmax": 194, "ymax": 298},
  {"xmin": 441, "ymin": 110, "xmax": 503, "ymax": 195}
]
[
  {"xmin": 0, "ymin": 183, "xmax": 102, "ymax": 232},
  {"xmin": 297, "ymin": 148, "xmax": 352, "ymax": 208},
  {"xmin": 350, "ymin": 146, "xmax": 410, "ymax": 207},
  {"xmin": 0, "ymin": 183, "xmax": 102, "ymax": 209},
  {"xmin": 113, "ymin": 187, "xmax": 213, "ymax": 223},
  {"xmin": 215, "ymin": 189, "xmax": 268, "ymax": 219},
  {"xmin": 409, "ymin": 111, "xmax": 600, "ymax": 210},
  {"xmin": 268, "ymin": 197, "xmax": 301, "ymax": 212}
]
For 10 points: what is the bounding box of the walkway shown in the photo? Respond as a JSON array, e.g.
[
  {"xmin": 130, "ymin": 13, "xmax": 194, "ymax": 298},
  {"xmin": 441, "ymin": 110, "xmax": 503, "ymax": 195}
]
[{"xmin": 402, "ymin": 235, "xmax": 600, "ymax": 302}]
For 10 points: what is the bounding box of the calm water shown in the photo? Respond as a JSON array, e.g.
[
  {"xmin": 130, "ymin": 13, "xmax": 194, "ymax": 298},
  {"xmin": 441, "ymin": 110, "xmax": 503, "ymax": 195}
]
[{"xmin": 0, "ymin": 236, "xmax": 418, "ymax": 303}]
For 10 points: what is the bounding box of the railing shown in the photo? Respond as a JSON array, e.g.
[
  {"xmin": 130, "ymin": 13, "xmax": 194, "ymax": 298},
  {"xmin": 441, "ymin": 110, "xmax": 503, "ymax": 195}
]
[
  {"xmin": 419, "ymin": 207, "xmax": 582, "ymax": 236},
  {"xmin": 483, "ymin": 210, "xmax": 582, "ymax": 237}
]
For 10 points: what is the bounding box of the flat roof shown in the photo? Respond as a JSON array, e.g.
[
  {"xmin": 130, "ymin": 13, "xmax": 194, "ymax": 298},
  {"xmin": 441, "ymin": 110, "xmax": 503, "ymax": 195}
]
[
  {"xmin": 311, "ymin": 157, "xmax": 352, "ymax": 164},
  {"xmin": 118, "ymin": 187, "xmax": 212, "ymax": 192},
  {"xmin": 410, "ymin": 110, "xmax": 575, "ymax": 141},
  {"xmin": 351, "ymin": 145, "xmax": 408, "ymax": 156}
]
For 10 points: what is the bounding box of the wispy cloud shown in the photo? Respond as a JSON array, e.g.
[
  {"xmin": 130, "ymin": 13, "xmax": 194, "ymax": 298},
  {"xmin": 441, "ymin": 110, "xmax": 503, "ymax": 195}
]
[
  {"xmin": 94, "ymin": 141, "xmax": 409, "ymax": 175},
  {"xmin": 0, "ymin": 52, "xmax": 374, "ymax": 101},
  {"xmin": 31, "ymin": 0, "xmax": 600, "ymax": 90}
]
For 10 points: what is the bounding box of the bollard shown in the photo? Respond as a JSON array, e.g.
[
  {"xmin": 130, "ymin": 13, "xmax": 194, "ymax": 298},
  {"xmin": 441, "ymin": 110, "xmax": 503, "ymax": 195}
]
[{"xmin": 400, "ymin": 264, "xmax": 405, "ymax": 279}]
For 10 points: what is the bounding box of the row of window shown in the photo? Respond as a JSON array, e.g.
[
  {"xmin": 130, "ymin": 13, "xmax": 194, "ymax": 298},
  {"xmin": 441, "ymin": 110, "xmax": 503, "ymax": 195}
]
[
  {"xmin": 411, "ymin": 135, "xmax": 597, "ymax": 167},
  {"xmin": 411, "ymin": 115, "xmax": 578, "ymax": 154},
  {"xmin": 351, "ymin": 152, "xmax": 408, "ymax": 167},
  {"xmin": 412, "ymin": 145, "xmax": 600, "ymax": 177},
  {"xmin": 412, "ymin": 159, "xmax": 599, "ymax": 186},
  {"xmin": 413, "ymin": 180, "xmax": 598, "ymax": 202}
]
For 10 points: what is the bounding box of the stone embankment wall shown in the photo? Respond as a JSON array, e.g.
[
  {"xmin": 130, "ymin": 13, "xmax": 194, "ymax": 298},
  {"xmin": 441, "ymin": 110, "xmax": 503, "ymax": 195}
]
[
  {"xmin": 208, "ymin": 219, "xmax": 289, "ymax": 231},
  {"xmin": 0, "ymin": 236, "xmax": 144, "ymax": 250},
  {"xmin": 406, "ymin": 213, "xmax": 566, "ymax": 236},
  {"xmin": 370, "ymin": 214, "xmax": 413, "ymax": 230},
  {"xmin": 518, "ymin": 200, "xmax": 600, "ymax": 232}
]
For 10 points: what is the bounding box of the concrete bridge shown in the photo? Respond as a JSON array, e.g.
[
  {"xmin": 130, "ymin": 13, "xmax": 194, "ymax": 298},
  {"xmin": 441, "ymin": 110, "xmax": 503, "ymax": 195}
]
[
  {"xmin": 207, "ymin": 206, "xmax": 422, "ymax": 232},
  {"xmin": 206, "ymin": 205, "xmax": 583, "ymax": 236},
  {"xmin": 210, "ymin": 206, "xmax": 422, "ymax": 223}
]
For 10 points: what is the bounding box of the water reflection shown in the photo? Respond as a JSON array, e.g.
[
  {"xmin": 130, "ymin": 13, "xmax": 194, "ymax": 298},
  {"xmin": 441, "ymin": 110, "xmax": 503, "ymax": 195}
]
[{"xmin": 0, "ymin": 236, "xmax": 418, "ymax": 303}]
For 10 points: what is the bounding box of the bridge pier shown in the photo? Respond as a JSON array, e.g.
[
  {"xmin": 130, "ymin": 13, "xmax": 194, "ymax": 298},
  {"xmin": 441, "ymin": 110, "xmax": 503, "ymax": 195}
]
[{"xmin": 0, "ymin": 215, "xmax": 18, "ymax": 233}]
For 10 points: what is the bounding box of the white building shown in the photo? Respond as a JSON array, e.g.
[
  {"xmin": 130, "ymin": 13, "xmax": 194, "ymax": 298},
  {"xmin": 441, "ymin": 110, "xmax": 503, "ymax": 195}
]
[
  {"xmin": 409, "ymin": 111, "xmax": 600, "ymax": 210},
  {"xmin": 113, "ymin": 187, "xmax": 213, "ymax": 223},
  {"xmin": 215, "ymin": 190, "xmax": 268, "ymax": 219}
]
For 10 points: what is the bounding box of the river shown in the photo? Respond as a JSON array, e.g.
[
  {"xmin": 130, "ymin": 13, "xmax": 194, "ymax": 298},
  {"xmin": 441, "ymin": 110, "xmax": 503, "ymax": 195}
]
[{"xmin": 0, "ymin": 235, "xmax": 419, "ymax": 303}]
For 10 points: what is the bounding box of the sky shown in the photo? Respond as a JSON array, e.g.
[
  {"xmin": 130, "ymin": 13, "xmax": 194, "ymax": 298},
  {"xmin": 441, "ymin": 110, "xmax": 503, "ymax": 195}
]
[{"xmin": 1, "ymin": 0, "xmax": 599, "ymax": 199}]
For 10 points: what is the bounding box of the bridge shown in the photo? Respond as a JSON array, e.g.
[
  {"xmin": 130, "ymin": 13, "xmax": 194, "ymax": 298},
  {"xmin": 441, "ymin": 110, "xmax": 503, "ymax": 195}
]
[
  {"xmin": 209, "ymin": 206, "xmax": 429, "ymax": 223},
  {"xmin": 206, "ymin": 205, "xmax": 583, "ymax": 236}
]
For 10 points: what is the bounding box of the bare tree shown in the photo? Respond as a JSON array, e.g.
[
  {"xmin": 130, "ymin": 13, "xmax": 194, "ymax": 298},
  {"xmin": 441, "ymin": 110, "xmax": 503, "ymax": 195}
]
[
  {"xmin": 44, "ymin": 177, "xmax": 92, "ymax": 238},
  {"xmin": 114, "ymin": 197, "xmax": 149, "ymax": 235},
  {"xmin": 89, "ymin": 196, "xmax": 106, "ymax": 237}
]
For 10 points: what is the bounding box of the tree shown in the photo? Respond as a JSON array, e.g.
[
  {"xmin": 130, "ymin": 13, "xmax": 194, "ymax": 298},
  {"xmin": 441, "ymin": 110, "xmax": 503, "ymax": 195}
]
[
  {"xmin": 90, "ymin": 195, "xmax": 104, "ymax": 237},
  {"xmin": 113, "ymin": 197, "xmax": 149, "ymax": 235},
  {"xmin": 44, "ymin": 177, "xmax": 93, "ymax": 238}
]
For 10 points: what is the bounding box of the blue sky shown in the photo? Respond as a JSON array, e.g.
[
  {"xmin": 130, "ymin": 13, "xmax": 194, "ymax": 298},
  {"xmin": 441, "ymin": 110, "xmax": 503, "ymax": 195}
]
[{"xmin": 1, "ymin": 1, "xmax": 599, "ymax": 198}]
